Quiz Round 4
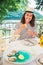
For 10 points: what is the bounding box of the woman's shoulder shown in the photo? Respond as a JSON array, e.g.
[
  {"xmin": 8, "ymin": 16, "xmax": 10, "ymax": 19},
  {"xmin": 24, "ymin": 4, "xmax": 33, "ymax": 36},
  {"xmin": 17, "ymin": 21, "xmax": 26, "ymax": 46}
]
[
  {"xmin": 20, "ymin": 23, "xmax": 26, "ymax": 29},
  {"xmin": 15, "ymin": 22, "xmax": 25, "ymax": 29}
]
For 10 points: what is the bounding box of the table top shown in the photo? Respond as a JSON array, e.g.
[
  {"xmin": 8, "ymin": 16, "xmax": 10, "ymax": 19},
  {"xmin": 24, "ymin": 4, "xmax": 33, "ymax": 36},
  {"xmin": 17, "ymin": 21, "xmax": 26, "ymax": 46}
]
[{"xmin": 1, "ymin": 38, "xmax": 43, "ymax": 65}]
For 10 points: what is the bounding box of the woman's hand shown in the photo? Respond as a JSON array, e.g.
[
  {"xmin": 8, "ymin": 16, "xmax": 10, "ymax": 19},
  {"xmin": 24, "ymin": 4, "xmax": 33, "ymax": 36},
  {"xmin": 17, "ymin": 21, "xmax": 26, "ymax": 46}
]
[
  {"xmin": 27, "ymin": 29, "xmax": 37, "ymax": 37},
  {"xmin": 14, "ymin": 28, "xmax": 21, "ymax": 35},
  {"xmin": 32, "ymin": 32, "xmax": 37, "ymax": 37},
  {"xmin": 27, "ymin": 29, "xmax": 33, "ymax": 36}
]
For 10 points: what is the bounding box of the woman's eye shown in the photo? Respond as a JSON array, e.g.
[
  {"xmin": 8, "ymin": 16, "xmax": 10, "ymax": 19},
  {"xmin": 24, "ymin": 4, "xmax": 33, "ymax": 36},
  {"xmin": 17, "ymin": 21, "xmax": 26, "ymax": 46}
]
[
  {"xmin": 27, "ymin": 14, "xmax": 29, "ymax": 16},
  {"xmin": 30, "ymin": 15, "xmax": 32, "ymax": 17}
]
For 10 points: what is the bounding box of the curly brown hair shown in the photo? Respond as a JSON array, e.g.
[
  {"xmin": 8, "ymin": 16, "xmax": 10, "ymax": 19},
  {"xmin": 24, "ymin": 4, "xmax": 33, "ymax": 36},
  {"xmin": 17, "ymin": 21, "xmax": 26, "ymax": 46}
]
[{"xmin": 21, "ymin": 11, "xmax": 35, "ymax": 27}]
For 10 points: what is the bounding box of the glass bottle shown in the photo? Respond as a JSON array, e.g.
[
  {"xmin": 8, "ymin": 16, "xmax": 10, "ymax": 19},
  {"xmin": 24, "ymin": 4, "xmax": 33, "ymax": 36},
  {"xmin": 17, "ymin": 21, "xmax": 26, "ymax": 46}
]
[{"xmin": 40, "ymin": 32, "xmax": 43, "ymax": 47}]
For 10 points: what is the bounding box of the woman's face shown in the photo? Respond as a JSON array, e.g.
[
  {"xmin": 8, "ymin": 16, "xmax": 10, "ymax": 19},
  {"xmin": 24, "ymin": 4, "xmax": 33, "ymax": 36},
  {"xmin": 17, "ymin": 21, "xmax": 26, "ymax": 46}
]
[{"xmin": 25, "ymin": 12, "xmax": 33, "ymax": 23}]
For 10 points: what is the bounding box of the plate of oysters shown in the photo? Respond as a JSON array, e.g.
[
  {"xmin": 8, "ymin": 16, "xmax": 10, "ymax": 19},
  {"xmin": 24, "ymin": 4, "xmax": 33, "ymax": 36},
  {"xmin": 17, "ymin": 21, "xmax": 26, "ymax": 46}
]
[{"xmin": 4, "ymin": 48, "xmax": 37, "ymax": 65}]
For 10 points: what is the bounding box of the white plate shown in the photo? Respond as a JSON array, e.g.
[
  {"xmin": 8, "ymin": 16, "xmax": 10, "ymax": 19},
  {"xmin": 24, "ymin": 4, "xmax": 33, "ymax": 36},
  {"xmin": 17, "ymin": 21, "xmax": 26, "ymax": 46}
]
[
  {"xmin": 3, "ymin": 48, "xmax": 37, "ymax": 65},
  {"xmin": 36, "ymin": 53, "xmax": 43, "ymax": 65}
]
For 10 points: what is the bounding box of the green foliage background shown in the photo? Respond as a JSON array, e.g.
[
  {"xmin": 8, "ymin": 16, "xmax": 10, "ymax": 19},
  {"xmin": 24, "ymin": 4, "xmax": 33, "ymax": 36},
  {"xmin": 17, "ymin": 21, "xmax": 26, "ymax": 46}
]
[
  {"xmin": 0, "ymin": 0, "xmax": 43, "ymax": 24},
  {"xmin": 0, "ymin": 0, "xmax": 28, "ymax": 23}
]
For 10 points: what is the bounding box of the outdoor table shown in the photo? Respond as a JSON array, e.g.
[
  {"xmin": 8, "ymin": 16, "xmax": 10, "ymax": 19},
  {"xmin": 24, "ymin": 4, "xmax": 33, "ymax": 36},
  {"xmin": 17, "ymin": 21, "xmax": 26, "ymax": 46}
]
[{"xmin": 1, "ymin": 38, "xmax": 43, "ymax": 65}]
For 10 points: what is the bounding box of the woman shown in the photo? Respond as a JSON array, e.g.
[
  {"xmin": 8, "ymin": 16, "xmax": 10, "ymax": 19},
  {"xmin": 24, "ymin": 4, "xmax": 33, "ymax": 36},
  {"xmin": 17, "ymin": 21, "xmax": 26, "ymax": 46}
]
[{"xmin": 14, "ymin": 9, "xmax": 37, "ymax": 39}]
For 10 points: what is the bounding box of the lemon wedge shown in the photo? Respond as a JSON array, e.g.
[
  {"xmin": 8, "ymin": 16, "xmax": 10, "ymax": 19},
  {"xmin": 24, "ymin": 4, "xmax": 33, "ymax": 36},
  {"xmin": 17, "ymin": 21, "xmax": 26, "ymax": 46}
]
[{"xmin": 18, "ymin": 54, "xmax": 24, "ymax": 60}]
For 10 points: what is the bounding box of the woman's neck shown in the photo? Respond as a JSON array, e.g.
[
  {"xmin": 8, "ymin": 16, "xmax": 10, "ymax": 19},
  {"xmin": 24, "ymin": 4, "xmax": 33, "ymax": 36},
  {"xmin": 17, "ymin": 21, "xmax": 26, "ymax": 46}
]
[
  {"xmin": 25, "ymin": 22, "xmax": 30, "ymax": 25},
  {"xmin": 25, "ymin": 22, "xmax": 30, "ymax": 27}
]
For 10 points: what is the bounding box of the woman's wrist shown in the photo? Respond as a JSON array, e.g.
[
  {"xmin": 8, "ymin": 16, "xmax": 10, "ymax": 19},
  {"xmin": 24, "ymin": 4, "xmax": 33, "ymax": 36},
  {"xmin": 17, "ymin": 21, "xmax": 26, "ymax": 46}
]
[{"xmin": 32, "ymin": 32, "xmax": 37, "ymax": 37}]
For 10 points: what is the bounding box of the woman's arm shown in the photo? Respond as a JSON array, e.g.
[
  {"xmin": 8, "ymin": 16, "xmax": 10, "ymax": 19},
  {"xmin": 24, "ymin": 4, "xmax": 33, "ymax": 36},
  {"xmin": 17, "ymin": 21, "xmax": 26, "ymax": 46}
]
[
  {"xmin": 14, "ymin": 24, "xmax": 25, "ymax": 35},
  {"xmin": 14, "ymin": 28, "xmax": 22, "ymax": 35}
]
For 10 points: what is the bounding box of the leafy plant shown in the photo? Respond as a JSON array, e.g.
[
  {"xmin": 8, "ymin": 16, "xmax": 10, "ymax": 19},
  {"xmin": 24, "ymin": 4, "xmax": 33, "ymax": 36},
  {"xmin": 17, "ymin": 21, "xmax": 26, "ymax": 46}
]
[
  {"xmin": 0, "ymin": 0, "xmax": 28, "ymax": 23},
  {"xmin": 35, "ymin": 0, "xmax": 43, "ymax": 11},
  {"xmin": 37, "ymin": 17, "xmax": 43, "ymax": 37},
  {"xmin": 0, "ymin": 28, "xmax": 6, "ymax": 35}
]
